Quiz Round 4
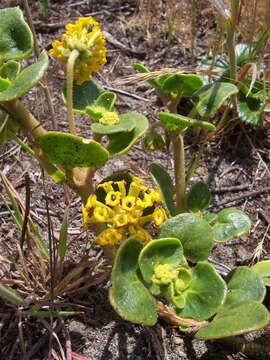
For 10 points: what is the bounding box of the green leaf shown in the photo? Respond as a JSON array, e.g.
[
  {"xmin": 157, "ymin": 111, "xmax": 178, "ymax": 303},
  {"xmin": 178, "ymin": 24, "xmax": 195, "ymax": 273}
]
[
  {"xmin": 149, "ymin": 163, "xmax": 176, "ymax": 217},
  {"xmin": 0, "ymin": 61, "xmax": 21, "ymax": 80},
  {"xmin": 158, "ymin": 112, "xmax": 216, "ymax": 132},
  {"xmin": 0, "ymin": 77, "xmax": 11, "ymax": 91},
  {"xmin": 195, "ymin": 82, "xmax": 238, "ymax": 118},
  {"xmin": 211, "ymin": 208, "xmax": 251, "ymax": 243},
  {"xmin": 177, "ymin": 262, "xmax": 227, "ymax": 321},
  {"xmin": 159, "ymin": 213, "xmax": 214, "ymax": 262},
  {"xmin": 226, "ymin": 266, "xmax": 266, "ymax": 304},
  {"xmin": 138, "ymin": 238, "xmax": 183, "ymax": 284},
  {"xmin": 196, "ymin": 265, "xmax": 267, "ymax": 339},
  {"xmin": 62, "ymin": 79, "xmax": 105, "ymax": 113},
  {"xmin": 237, "ymin": 92, "xmax": 263, "ymax": 126},
  {"xmin": 91, "ymin": 113, "xmax": 135, "ymax": 134},
  {"xmin": 203, "ymin": 213, "xmax": 217, "ymax": 224},
  {"xmin": 196, "ymin": 301, "xmax": 269, "ymax": 339},
  {"xmin": 109, "ymin": 237, "xmax": 157, "ymax": 325},
  {"xmin": 185, "ymin": 181, "xmax": 212, "ymax": 213},
  {"xmin": 0, "ymin": 51, "xmax": 49, "ymax": 102},
  {"xmin": 162, "ymin": 74, "xmax": 203, "ymax": 96},
  {"xmin": 0, "ymin": 7, "xmax": 33, "ymax": 60},
  {"xmin": 36, "ymin": 131, "xmax": 109, "ymax": 168},
  {"xmin": 251, "ymin": 260, "xmax": 270, "ymax": 286},
  {"xmin": 107, "ymin": 113, "xmax": 149, "ymax": 155},
  {"xmin": 94, "ymin": 91, "xmax": 116, "ymax": 111},
  {"xmin": 142, "ymin": 132, "xmax": 165, "ymax": 151},
  {"xmin": 0, "ymin": 284, "xmax": 25, "ymax": 306}
]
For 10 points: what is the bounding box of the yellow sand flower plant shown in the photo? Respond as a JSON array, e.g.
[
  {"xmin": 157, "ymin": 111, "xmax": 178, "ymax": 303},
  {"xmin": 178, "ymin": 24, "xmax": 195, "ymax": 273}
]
[
  {"xmin": 82, "ymin": 177, "xmax": 167, "ymax": 246},
  {"xmin": 50, "ymin": 17, "xmax": 107, "ymax": 84}
]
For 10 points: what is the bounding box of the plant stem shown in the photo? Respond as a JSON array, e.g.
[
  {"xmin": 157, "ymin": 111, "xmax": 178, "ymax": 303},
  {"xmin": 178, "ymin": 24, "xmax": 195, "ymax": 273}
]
[
  {"xmin": 227, "ymin": 0, "xmax": 239, "ymax": 84},
  {"xmin": 66, "ymin": 49, "xmax": 79, "ymax": 135},
  {"xmin": 172, "ymin": 132, "xmax": 185, "ymax": 213}
]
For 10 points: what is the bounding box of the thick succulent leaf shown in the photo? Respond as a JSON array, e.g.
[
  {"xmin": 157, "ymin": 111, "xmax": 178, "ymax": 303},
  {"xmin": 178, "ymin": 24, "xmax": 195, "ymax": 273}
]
[
  {"xmin": 158, "ymin": 112, "xmax": 215, "ymax": 132},
  {"xmin": 195, "ymin": 82, "xmax": 238, "ymax": 118},
  {"xmin": 0, "ymin": 77, "xmax": 10, "ymax": 91},
  {"xmin": 138, "ymin": 238, "xmax": 183, "ymax": 283},
  {"xmin": 0, "ymin": 284, "xmax": 25, "ymax": 306},
  {"xmin": 196, "ymin": 301, "xmax": 269, "ymax": 339},
  {"xmin": 159, "ymin": 213, "xmax": 214, "ymax": 262},
  {"xmin": 0, "ymin": 51, "xmax": 48, "ymax": 102},
  {"xmin": 211, "ymin": 208, "xmax": 251, "ymax": 243},
  {"xmin": 177, "ymin": 262, "xmax": 227, "ymax": 321},
  {"xmin": 107, "ymin": 113, "xmax": 149, "ymax": 155},
  {"xmin": 162, "ymin": 74, "xmax": 203, "ymax": 96},
  {"xmin": 185, "ymin": 181, "xmax": 212, "ymax": 213},
  {"xmin": 149, "ymin": 163, "xmax": 177, "ymax": 217},
  {"xmin": 0, "ymin": 60, "xmax": 20, "ymax": 80},
  {"xmin": 91, "ymin": 113, "xmax": 136, "ymax": 134},
  {"xmin": 0, "ymin": 7, "xmax": 33, "ymax": 60},
  {"xmin": 36, "ymin": 131, "xmax": 109, "ymax": 168},
  {"xmin": 203, "ymin": 213, "xmax": 217, "ymax": 224},
  {"xmin": 196, "ymin": 265, "xmax": 268, "ymax": 339},
  {"xmin": 94, "ymin": 91, "xmax": 116, "ymax": 111},
  {"xmin": 62, "ymin": 79, "xmax": 105, "ymax": 113},
  {"xmin": 237, "ymin": 92, "xmax": 263, "ymax": 126},
  {"xmin": 109, "ymin": 237, "xmax": 157, "ymax": 325},
  {"xmin": 226, "ymin": 266, "xmax": 266, "ymax": 304},
  {"xmin": 251, "ymin": 260, "xmax": 270, "ymax": 286}
]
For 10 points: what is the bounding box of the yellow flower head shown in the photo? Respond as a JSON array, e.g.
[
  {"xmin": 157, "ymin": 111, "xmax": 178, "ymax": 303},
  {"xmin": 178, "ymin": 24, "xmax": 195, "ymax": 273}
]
[
  {"xmin": 50, "ymin": 17, "xmax": 107, "ymax": 84},
  {"xmin": 82, "ymin": 176, "xmax": 167, "ymax": 246}
]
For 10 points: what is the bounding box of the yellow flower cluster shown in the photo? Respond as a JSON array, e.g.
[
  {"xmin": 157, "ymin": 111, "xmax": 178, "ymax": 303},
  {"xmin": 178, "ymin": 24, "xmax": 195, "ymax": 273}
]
[
  {"xmin": 82, "ymin": 177, "xmax": 167, "ymax": 246},
  {"xmin": 50, "ymin": 17, "xmax": 107, "ymax": 84}
]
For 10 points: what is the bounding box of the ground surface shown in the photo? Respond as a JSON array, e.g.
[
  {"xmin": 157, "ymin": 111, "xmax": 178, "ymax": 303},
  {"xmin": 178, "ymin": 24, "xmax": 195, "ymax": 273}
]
[{"xmin": 0, "ymin": 1, "xmax": 270, "ymax": 359}]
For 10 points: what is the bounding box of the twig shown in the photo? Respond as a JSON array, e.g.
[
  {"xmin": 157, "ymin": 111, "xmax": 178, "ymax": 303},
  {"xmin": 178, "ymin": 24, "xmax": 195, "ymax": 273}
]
[
  {"xmin": 210, "ymin": 186, "xmax": 270, "ymax": 208},
  {"xmin": 104, "ymin": 86, "xmax": 150, "ymax": 102},
  {"xmin": 212, "ymin": 184, "xmax": 250, "ymax": 194}
]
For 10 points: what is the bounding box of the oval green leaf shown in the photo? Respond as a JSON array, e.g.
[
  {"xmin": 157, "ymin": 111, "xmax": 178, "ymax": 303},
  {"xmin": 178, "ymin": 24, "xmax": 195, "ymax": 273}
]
[
  {"xmin": 94, "ymin": 91, "xmax": 116, "ymax": 111},
  {"xmin": 62, "ymin": 79, "xmax": 105, "ymax": 113},
  {"xmin": 212, "ymin": 208, "xmax": 251, "ymax": 243},
  {"xmin": 195, "ymin": 82, "xmax": 238, "ymax": 118},
  {"xmin": 185, "ymin": 181, "xmax": 212, "ymax": 213},
  {"xmin": 158, "ymin": 112, "xmax": 216, "ymax": 132},
  {"xmin": 0, "ymin": 7, "xmax": 33, "ymax": 60},
  {"xmin": 149, "ymin": 163, "xmax": 177, "ymax": 217},
  {"xmin": 196, "ymin": 301, "xmax": 269, "ymax": 339},
  {"xmin": 177, "ymin": 262, "xmax": 227, "ymax": 321},
  {"xmin": 0, "ymin": 51, "xmax": 49, "ymax": 102},
  {"xmin": 159, "ymin": 213, "xmax": 214, "ymax": 262},
  {"xmin": 109, "ymin": 237, "xmax": 157, "ymax": 325},
  {"xmin": 162, "ymin": 74, "xmax": 203, "ymax": 96},
  {"xmin": 36, "ymin": 131, "xmax": 109, "ymax": 168},
  {"xmin": 251, "ymin": 260, "xmax": 270, "ymax": 286}
]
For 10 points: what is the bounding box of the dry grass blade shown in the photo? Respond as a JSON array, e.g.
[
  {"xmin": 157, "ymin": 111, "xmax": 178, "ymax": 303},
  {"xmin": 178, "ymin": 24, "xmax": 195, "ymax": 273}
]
[{"xmin": 119, "ymin": 67, "xmax": 223, "ymax": 85}]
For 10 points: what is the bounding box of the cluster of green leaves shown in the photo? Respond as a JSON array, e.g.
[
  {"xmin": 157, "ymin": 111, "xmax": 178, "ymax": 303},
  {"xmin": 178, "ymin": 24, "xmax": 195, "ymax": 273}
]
[
  {"xmin": 109, "ymin": 172, "xmax": 270, "ymax": 339},
  {"xmin": 0, "ymin": 7, "xmax": 49, "ymax": 146},
  {"xmin": 198, "ymin": 43, "xmax": 270, "ymax": 126}
]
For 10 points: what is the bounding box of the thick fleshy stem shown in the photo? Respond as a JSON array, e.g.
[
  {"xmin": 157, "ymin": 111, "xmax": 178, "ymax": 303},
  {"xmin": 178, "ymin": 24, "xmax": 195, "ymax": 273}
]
[{"xmin": 66, "ymin": 49, "xmax": 80, "ymax": 135}]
